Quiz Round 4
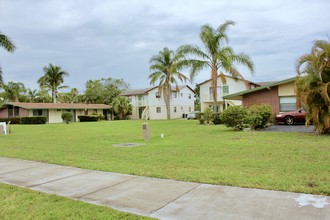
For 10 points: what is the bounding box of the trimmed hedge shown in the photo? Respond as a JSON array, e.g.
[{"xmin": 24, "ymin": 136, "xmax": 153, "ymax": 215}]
[
  {"xmin": 21, "ymin": 116, "xmax": 47, "ymax": 124},
  {"xmin": 0, "ymin": 117, "xmax": 47, "ymax": 124},
  {"xmin": 78, "ymin": 115, "xmax": 99, "ymax": 122},
  {"xmin": 0, "ymin": 117, "xmax": 21, "ymax": 124}
]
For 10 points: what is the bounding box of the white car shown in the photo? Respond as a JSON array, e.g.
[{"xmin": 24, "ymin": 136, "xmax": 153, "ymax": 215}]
[{"xmin": 187, "ymin": 111, "xmax": 200, "ymax": 120}]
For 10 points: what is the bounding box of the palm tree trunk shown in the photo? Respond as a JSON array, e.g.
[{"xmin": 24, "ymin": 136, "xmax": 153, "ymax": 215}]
[
  {"xmin": 211, "ymin": 65, "xmax": 218, "ymax": 112},
  {"xmin": 166, "ymin": 87, "xmax": 171, "ymax": 119},
  {"xmin": 52, "ymin": 90, "xmax": 57, "ymax": 103}
]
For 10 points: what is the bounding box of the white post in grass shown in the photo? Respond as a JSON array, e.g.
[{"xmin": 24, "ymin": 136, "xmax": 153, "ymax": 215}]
[
  {"xmin": 0, "ymin": 122, "xmax": 6, "ymax": 135},
  {"xmin": 142, "ymin": 123, "xmax": 150, "ymax": 141}
]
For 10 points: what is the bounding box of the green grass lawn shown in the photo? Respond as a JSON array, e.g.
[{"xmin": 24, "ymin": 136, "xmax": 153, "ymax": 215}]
[
  {"xmin": 0, "ymin": 120, "xmax": 329, "ymax": 196},
  {"xmin": 0, "ymin": 183, "xmax": 150, "ymax": 220}
]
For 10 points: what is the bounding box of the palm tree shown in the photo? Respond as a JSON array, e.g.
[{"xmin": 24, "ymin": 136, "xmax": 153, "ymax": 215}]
[
  {"xmin": 27, "ymin": 89, "xmax": 38, "ymax": 102},
  {"xmin": 2, "ymin": 81, "xmax": 26, "ymax": 102},
  {"xmin": 295, "ymin": 39, "xmax": 330, "ymax": 134},
  {"xmin": 178, "ymin": 21, "xmax": 254, "ymax": 111},
  {"xmin": 111, "ymin": 96, "xmax": 132, "ymax": 119},
  {"xmin": 0, "ymin": 31, "xmax": 16, "ymax": 84},
  {"xmin": 149, "ymin": 47, "xmax": 190, "ymax": 119},
  {"xmin": 37, "ymin": 64, "xmax": 69, "ymax": 103}
]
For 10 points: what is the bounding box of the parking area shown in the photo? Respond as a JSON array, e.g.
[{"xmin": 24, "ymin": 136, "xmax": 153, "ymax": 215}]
[{"xmin": 264, "ymin": 124, "xmax": 315, "ymax": 133}]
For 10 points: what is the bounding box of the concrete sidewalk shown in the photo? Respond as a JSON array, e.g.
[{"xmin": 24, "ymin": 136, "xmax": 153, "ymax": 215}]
[{"xmin": 0, "ymin": 157, "xmax": 329, "ymax": 220}]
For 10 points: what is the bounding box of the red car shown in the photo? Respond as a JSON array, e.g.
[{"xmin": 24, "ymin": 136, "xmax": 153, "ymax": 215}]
[{"xmin": 275, "ymin": 109, "xmax": 306, "ymax": 125}]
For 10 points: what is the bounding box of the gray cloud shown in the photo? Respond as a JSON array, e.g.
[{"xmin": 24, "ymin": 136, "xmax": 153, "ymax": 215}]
[{"xmin": 0, "ymin": 0, "xmax": 329, "ymax": 92}]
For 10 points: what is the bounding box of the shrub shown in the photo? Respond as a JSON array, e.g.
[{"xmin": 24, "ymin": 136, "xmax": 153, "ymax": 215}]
[
  {"xmin": 196, "ymin": 112, "xmax": 205, "ymax": 124},
  {"xmin": 61, "ymin": 112, "xmax": 73, "ymax": 124},
  {"xmin": 197, "ymin": 111, "xmax": 222, "ymax": 125},
  {"xmin": 203, "ymin": 108, "xmax": 214, "ymax": 125},
  {"xmin": 221, "ymin": 106, "xmax": 247, "ymax": 130},
  {"xmin": 98, "ymin": 114, "xmax": 104, "ymax": 120},
  {"xmin": 78, "ymin": 115, "xmax": 99, "ymax": 122},
  {"xmin": 212, "ymin": 112, "xmax": 222, "ymax": 125},
  {"xmin": 20, "ymin": 116, "xmax": 47, "ymax": 124},
  {"xmin": 0, "ymin": 117, "xmax": 21, "ymax": 124},
  {"xmin": 246, "ymin": 104, "xmax": 272, "ymax": 130}
]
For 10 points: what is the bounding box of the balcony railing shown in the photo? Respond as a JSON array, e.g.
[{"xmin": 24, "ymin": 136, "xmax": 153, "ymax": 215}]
[
  {"xmin": 200, "ymin": 93, "xmax": 228, "ymax": 102},
  {"xmin": 137, "ymin": 100, "xmax": 148, "ymax": 106}
]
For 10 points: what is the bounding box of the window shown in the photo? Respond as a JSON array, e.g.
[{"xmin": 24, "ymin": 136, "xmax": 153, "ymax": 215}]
[
  {"xmin": 222, "ymin": 85, "xmax": 229, "ymax": 94},
  {"xmin": 189, "ymin": 107, "xmax": 191, "ymax": 112},
  {"xmin": 174, "ymin": 107, "xmax": 177, "ymax": 113},
  {"xmin": 93, "ymin": 109, "xmax": 98, "ymax": 114},
  {"xmin": 128, "ymin": 96, "xmax": 132, "ymax": 102},
  {"xmin": 188, "ymin": 93, "xmax": 191, "ymax": 99},
  {"xmin": 181, "ymin": 107, "xmax": 183, "ymax": 111},
  {"xmin": 9, "ymin": 106, "xmax": 19, "ymax": 117},
  {"xmin": 209, "ymin": 86, "xmax": 221, "ymax": 94},
  {"xmin": 14, "ymin": 107, "xmax": 19, "ymax": 116},
  {"xmin": 155, "ymin": 92, "xmax": 160, "ymax": 98},
  {"xmin": 8, "ymin": 107, "xmax": 13, "ymax": 117},
  {"xmin": 181, "ymin": 93, "xmax": 183, "ymax": 97},
  {"xmin": 173, "ymin": 92, "xmax": 177, "ymax": 98},
  {"xmin": 279, "ymin": 96, "xmax": 297, "ymax": 112},
  {"xmin": 156, "ymin": 107, "xmax": 161, "ymax": 113},
  {"xmin": 33, "ymin": 109, "xmax": 43, "ymax": 116},
  {"xmin": 209, "ymin": 86, "xmax": 229, "ymax": 94}
]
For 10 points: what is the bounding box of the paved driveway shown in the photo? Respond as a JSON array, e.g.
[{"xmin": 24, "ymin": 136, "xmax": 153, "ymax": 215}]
[{"xmin": 264, "ymin": 124, "xmax": 315, "ymax": 133}]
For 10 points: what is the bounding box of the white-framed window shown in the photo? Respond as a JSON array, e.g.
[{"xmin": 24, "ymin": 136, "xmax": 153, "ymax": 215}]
[
  {"xmin": 128, "ymin": 96, "xmax": 132, "ymax": 102},
  {"xmin": 156, "ymin": 107, "xmax": 161, "ymax": 113},
  {"xmin": 209, "ymin": 86, "xmax": 229, "ymax": 94},
  {"xmin": 181, "ymin": 107, "xmax": 183, "ymax": 111},
  {"xmin": 189, "ymin": 107, "xmax": 191, "ymax": 112},
  {"xmin": 188, "ymin": 93, "xmax": 191, "ymax": 99},
  {"xmin": 279, "ymin": 96, "xmax": 297, "ymax": 112},
  {"xmin": 173, "ymin": 92, "xmax": 177, "ymax": 98},
  {"xmin": 174, "ymin": 107, "xmax": 177, "ymax": 113},
  {"xmin": 181, "ymin": 93, "xmax": 183, "ymax": 97},
  {"xmin": 155, "ymin": 92, "xmax": 160, "ymax": 98}
]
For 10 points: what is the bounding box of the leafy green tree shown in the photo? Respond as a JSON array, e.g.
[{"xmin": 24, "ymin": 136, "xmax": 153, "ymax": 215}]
[
  {"xmin": 111, "ymin": 96, "xmax": 132, "ymax": 119},
  {"xmin": 58, "ymin": 88, "xmax": 80, "ymax": 103},
  {"xmin": 25, "ymin": 89, "xmax": 38, "ymax": 102},
  {"xmin": 37, "ymin": 64, "xmax": 69, "ymax": 103},
  {"xmin": 149, "ymin": 47, "xmax": 189, "ymax": 119},
  {"xmin": 0, "ymin": 31, "xmax": 16, "ymax": 84},
  {"xmin": 83, "ymin": 77, "xmax": 129, "ymax": 104},
  {"xmin": 1, "ymin": 81, "xmax": 26, "ymax": 102},
  {"xmin": 296, "ymin": 40, "xmax": 330, "ymax": 134},
  {"xmin": 178, "ymin": 21, "xmax": 254, "ymax": 110},
  {"xmin": 35, "ymin": 88, "xmax": 52, "ymax": 103}
]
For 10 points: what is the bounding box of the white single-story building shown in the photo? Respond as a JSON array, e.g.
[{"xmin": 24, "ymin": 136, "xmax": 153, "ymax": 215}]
[{"xmin": 0, "ymin": 102, "xmax": 111, "ymax": 123}]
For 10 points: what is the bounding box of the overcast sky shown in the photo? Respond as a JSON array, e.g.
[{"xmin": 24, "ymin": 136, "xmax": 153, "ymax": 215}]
[{"xmin": 1, "ymin": 0, "xmax": 329, "ymax": 93}]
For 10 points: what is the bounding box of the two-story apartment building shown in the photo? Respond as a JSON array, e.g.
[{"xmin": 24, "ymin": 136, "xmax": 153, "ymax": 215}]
[
  {"xmin": 121, "ymin": 85, "xmax": 195, "ymax": 120},
  {"xmin": 198, "ymin": 75, "xmax": 259, "ymax": 112}
]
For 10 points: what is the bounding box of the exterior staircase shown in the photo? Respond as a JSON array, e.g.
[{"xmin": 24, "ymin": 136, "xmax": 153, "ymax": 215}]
[{"xmin": 141, "ymin": 106, "xmax": 150, "ymax": 120}]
